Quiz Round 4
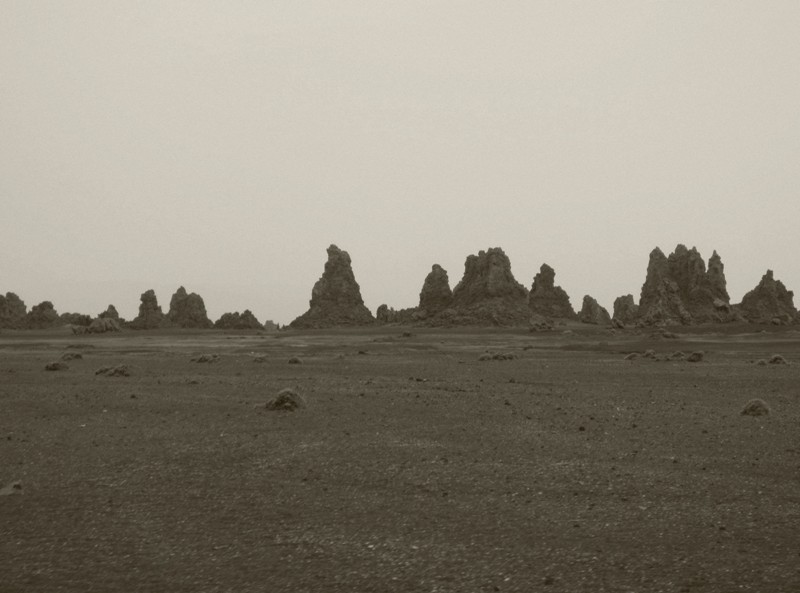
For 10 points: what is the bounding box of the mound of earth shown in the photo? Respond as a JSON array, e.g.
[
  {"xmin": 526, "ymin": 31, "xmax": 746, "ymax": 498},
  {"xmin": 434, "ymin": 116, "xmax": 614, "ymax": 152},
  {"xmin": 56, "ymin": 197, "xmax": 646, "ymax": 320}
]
[
  {"xmin": 445, "ymin": 247, "xmax": 529, "ymax": 326},
  {"xmin": 290, "ymin": 245, "xmax": 375, "ymax": 328},
  {"xmin": 168, "ymin": 286, "xmax": 213, "ymax": 329},
  {"xmin": 612, "ymin": 294, "xmax": 639, "ymax": 326},
  {"xmin": 129, "ymin": 290, "xmax": 170, "ymax": 330},
  {"xmin": 214, "ymin": 310, "xmax": 263, "ymax": 330},
  {"xmin": 26, "ymin": 301, "xmax": 60, "ymax": 329},
  {"xmin": 738, "ymin": 270, "xmax": 797, "ymax": 325},
  {"xmin": 528, "ymin": 264, "xmax": 576, "ymax": 320},
  {"xmin": 638, "ymin": 245, "xmax": 734, "ymax": 325},
  {"xmin": 579, "ymin": 295, "xmax": 611, "ymax": 325},
  {"xmin": 0, "ymin": 292, "xmax": 27, "ymax": 329}
]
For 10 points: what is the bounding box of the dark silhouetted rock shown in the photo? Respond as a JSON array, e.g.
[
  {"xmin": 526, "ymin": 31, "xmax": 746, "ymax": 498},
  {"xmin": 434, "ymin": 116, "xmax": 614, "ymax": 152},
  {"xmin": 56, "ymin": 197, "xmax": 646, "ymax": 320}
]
[
  {"xmin": 0, "ymin": 292, "xmax": 27, "ymax": 329},
  {"xmin": 741, "ymin": 398, "xmax": 770, "ymax": 417},
  {"xmin": 95, "ymin": 364, "xmax": 130, "ymax": 377},
  {"xmin": 44, "ymin": 361, "xmax": 69, "ymax": 371},
  {"xmin": 98, "ymin": 305, "xmax": 121, "ymax": 321},
  {"xmin": 290, "ymin": 245, "xmax": 375, "ymax": 328},
  {"xmin": 419, "ymin": 264, "xmax": 453, "ymax": 316},
  {"xmin": 376, "ymin": 304, "xmax": 416, "ymax": 324},
  {"xmin": 528, "ymin": 264, "xmax": 576, "ymax": 320},
  {"xmin": 266, "ymin": 388, "xmax": 305, "ymax": 411},
  {"xmin": 638, "ymin": 245, "xmax": 734, "ymax": 325},
  {"xmin": 59, "ymin": 312, "xmax": 92, "ymax": 327},
  {"xmin": 613, "ymin": 294, "xmax": 639, "ymax": 326},
  {"xmin": 130, "ymin": 290, "xmax": 170, "ymax": 329},
  {"xmin": 738, "ymin": 270, "xmax": 797, "ymax": 324},
  {"xmin": 167, "ymin": 286, "xmax": 213, "ymax": 329},
  {"xmin": 26, "ymin": 301, "xmax": 60, "ymax": 329},
  {"xmin": 214, "ymin": 310, "xmax": 263, "ymax": 330},
  {"xmin": 579, "ymin": 295, "xmax": 611, "ymax": 325},
  {"xmin": 448, "ymin": 248, "xmax": 529, "ymax": 325},
  {"xmin": 687, "ymin": 351, "xmax": 704, "ymax": 363}
]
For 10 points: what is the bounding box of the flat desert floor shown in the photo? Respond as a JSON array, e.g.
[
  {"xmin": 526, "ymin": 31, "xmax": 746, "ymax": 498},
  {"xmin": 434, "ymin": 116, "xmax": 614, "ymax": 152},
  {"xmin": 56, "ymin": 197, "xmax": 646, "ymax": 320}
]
[{"xmin": 1, "ymin": 325, "xmax": 799, "ymax": 592}]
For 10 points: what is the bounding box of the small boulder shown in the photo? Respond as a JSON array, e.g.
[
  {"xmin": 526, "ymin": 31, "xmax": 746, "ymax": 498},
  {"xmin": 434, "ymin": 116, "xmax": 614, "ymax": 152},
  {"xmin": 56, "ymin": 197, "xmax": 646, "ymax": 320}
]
[
  {"xmin": 686, "ymin": 351, "xmax": 704, "ymax": 363},
  {"xmin": 266, "ymin": 388, "xmax": 305, "ymax": 411},
  {"xmin": 95, "ymin": 365, "xmax": 130, "ymax": 377},
  {"xmin": 740, "ymin": 399, "xmax": 770, "ymax": 417},
  {"xmin": 191, "ymin": 354, "xmax": 219, "ymax": 363},
  {"xmin": 61, "ymin": 352, "xmax": 83, "ymax": 361},
  {"xmin": 768, "ymin": 354, "xmax": 788, "ymax": 365},
  {"xmin": 45, "ymin": 361, "xmax": 69, "ymax": 371},
  {"xmin": 288, "ymin": 356, "xmax": 302, "ymax": 365}
]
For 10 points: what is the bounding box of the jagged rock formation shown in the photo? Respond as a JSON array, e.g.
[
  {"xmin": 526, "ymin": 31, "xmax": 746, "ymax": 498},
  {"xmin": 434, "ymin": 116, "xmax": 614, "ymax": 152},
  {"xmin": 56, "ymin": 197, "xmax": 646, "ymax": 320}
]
[
  {"xmin": 290, "ymin": 245, "xmax": 375, "ymax": 328},
  {"xmin": 99, "ymin": 305, "xmax": 120, "ymax": 321},
  {"xmin": 214, "ymin": 310, "xmax": 264, "ymax": 330},
  {"xmin": 638, "ymin": 245, "xmax": 734, "ymax": 325},
  {"xmin": 0, "ymin": 292, "xmax": 27, "ymax": 329},
  {"xmin": 528, "ymin": 264, "xmax": 576, "ymax": 320},
  {"xmin": 418, "ymin": 264, "xmax": 453, "ymax": 317},
  {"xmin": 167, "ymin": 286, "xmax": 212, "ymax": 329},
  {"xmin": 375, "ymin": 305, "xmax": 416, "ymax": 324},
  {"xmin": 612, "ymin": 295, "xmax": 639, "ymax": 326},
  {"xmin": 579, "ymin": 295, "xmax": 611, "ymax": 325},
  {"xmin": 129, "ymin": 290, "xmax": 170, "ymax": 329},
  {"xmin": 447, "ymin": 248, "xmax": 529, "ymax": 325},
  {"xmin": 738, "ymin": 270, "xmax": 797, "ymax": 324},
  {"xmin": 26, "ymin": 301, "xmax": 60, "ymax": 329}
]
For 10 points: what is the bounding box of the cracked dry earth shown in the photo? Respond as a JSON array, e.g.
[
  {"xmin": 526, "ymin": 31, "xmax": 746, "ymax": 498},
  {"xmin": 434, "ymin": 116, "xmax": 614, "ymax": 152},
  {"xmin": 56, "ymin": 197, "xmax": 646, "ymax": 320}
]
[{"xmin": 1, "ymin": 326, "xmax": 799, "ymax": 592}]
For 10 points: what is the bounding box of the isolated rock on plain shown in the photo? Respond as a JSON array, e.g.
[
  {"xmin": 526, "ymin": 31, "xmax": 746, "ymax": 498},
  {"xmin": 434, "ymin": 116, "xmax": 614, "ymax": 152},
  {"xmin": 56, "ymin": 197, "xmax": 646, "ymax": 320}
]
[
  {"xmin": 168, "ymin": 286, "xmax": 213, "ymax": 329},
  {"xmin": 129, "ymin": 290, "xmax": 170, "ymax": 329},
  {"xmin": 0, "ymin": 292, "xmax": 27, "ymax": 329},
  {"xmin": 579, "ymin": 295, "xmax": 611, "ymax": 325},
  {"xmin": 612, "ymin": 294, "xmax": 639, "ymax": 326},
  {"xmin": 214, "ymin": 310, "xmax": 264, "ymax": 330},
  {"xmin": 528, "ymin": 264, "xmax": 576, "ymax": 320},
  {"xmin": 738, "ymin": 270, "xmax": 797, "ymax": 324},
  {"xmin": 448, "ymin": 247, "xmax": 529, "ymax": 325},
  {"xmin": 290, "ymin": 245, "xmax": 375, "ymax": 328}
]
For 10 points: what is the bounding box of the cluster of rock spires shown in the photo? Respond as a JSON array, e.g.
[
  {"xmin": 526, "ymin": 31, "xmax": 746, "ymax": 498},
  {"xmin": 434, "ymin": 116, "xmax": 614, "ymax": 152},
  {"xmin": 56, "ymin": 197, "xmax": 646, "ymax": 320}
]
[
  {"xmin": 0, "ymin": 287, "xmax": 276, "ymax": 332},
  {"xmin": 288, "ymin": 243, "xmax": 798, "ymax": 329}
]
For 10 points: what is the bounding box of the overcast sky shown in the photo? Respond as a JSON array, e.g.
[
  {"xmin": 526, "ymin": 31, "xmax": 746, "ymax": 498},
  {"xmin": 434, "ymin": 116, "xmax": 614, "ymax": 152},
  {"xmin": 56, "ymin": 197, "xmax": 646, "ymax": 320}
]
[{"xmin": 2, "ymin": 2, "xmax": 798, "ymax": 325}]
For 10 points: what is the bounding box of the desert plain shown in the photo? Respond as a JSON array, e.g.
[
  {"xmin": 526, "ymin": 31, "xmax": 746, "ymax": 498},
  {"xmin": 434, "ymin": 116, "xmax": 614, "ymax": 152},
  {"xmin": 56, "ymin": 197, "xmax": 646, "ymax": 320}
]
[{"xmin": 1, "ymin": 324, "xmax": 799, "ymax": 593}]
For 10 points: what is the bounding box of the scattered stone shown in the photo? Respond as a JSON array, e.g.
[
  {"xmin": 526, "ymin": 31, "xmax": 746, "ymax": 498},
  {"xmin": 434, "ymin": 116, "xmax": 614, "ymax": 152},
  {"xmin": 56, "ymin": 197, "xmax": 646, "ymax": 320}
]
[
  {"xmin": 768, "ymin": 354, "xmax": 788, "ymax": 365},
  {"xmin": 528, "ymin": 263, "xmax": 576, "ymax": 320},
  {"xmin": 61, "ymin": 352, "xmax": 83, "ymax": 361},
  {"xmin": 168, "ymin": 286, "xmax": 213, "ymax": 328},
  {"xmin": 288, "ymin": 356, "xmax": 302, "ymax": 364},
  {"xmin": 290, "ymin": 245, "xmax": 375, "ymax": 328},
  {"xmin": 643, "ymin": 349, "xmax": 657, "ymax": 359},
  {"xmin": 669, "ymin": 351, "xmax": 686, "ymax": 361},
  {"xmin": 130, "ymin": 289, "xmax": 170, "ymax": 329},
  {"xmin": 265, "ymin": 388, "xmax": 305, "ymax": 411},
  {"xmin": 45, "ymin": 361, "xmax": 69, "ymax": 371},
  {"xmin": 0, "ymin": 480, "xmax": 22, "ymax": 496},
  {"xmin": 479, "ymin": 352, "xmax": 517, "ymax": 361},
  {"xmin": 624, "ymin": 352, "xmax": 639, "ymax": 361},
  {"xmin": 755, "ymin": 359, "xmax": 768, "ymax": 366},
  {"xmin": 686, "ymin": 351, "xmax": 704, "ymax": 363},
  {"xmin": 191, "ymin": 354, "xmax": 219, "ymax": 363},
  {"xmin": 740, "ymin": 398, "xmax": 770, "ymax": 417},
  {"xmin": 738, "ymin": 270, "xmax": 797, "ymax": 324},
  {"xmin": 95, "ymin": 365, "xmax": 130, "ymax": 377},
  {"xmin": 579, "ymin": 295, "xmax": 611, "ymax": 325}
]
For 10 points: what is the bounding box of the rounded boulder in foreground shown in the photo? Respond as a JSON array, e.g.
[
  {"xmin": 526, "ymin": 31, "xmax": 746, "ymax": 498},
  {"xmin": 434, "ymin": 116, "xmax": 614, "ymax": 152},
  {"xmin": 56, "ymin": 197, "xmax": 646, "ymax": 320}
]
[
  {"xmin": 740, "ymin": 399, "xmax": 770, "ymax": 417},
  {"xmin": 266, "ymin": 388, "xmax": 306, "ymax": 411}
]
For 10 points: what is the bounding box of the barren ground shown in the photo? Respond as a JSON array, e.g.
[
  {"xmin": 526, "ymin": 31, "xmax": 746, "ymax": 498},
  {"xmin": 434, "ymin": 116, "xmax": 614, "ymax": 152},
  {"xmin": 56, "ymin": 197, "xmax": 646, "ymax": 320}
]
[{"xmin": 1, "ymin": 325, "xmax": 799, "ymax": 592}]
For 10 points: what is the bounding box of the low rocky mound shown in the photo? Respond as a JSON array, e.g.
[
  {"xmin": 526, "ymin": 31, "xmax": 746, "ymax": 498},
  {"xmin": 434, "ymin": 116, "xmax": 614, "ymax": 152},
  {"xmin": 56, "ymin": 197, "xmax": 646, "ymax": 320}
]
[
  {"xmin": 290, "ymin": 245, "xmax": 375, "ymax": 328},
  {"xmin": 528, "ymin": 264, "xmax": 576, "ymax": 320},
  {"xmin": 88, "ymin": 317, "xmax": 121, "ymax": 333},
  {"xmin": 0, "ymin": 292, "xmax": 27, "ymax": 329},
  {"xmin": 638, "ymin": 245, "xmax": 735, "ymax": 325},
  {"xmin": 168, "ymin": 286, "xmax": 213, "ymax": 329},
  {"xmin": 129, "ymin": 290, "xmax": 170, "ymax": 329},
  {"xmin": 445, "ymin": 248, "xmax": 529, "ymax": 326},
  {"xmin": 26, "ymin": 301, "xmax": 60, "ymax": 329},
  {"xmin": 579, "ymin": 295, "xmax": 611, "ymax": 325},
  {"xmin": 612, "ymin": 294, "xmax": 639, "ymax": 326},
  {"xmin": 98, "ymin": 305, "xmax": 121, "ymax": 321},
  {"xmin": 214, "ymin": 310, "xmax": 263, "ymax": 330},
  {"xmin": 738, "ymin": 270, "xmax": 797, "ymax": 325}
]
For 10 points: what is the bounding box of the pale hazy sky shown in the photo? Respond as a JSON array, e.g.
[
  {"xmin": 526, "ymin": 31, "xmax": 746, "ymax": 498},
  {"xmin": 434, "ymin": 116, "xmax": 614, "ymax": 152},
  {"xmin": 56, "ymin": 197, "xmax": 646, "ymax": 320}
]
[{"xmin": 2, "ymin": 2, "xmax": 799, "ymax": 325}]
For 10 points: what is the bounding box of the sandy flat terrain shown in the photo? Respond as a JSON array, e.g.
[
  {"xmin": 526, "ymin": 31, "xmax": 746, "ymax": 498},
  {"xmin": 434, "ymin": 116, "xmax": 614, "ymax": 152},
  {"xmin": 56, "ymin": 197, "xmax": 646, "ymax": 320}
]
[{"xmin": 1, "ymin": 325, "xmax": 799, "ymax": 592}]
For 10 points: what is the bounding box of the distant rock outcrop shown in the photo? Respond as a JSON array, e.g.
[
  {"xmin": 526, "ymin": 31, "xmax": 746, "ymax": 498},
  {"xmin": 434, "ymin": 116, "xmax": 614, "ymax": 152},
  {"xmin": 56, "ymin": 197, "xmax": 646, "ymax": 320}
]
[
  {"xmin": 0, "ymin": 292, "xmax": 27, "ymax": 329},
  {"xmin": 290, "ymin": 245, "xmax": 375, "ymax": 328},
  {"xmin": 448, "ymin": 248, "xmax": 529, "ymax": 325},
  {"xmin": 214, "ymin": 310, "xmax": 263, "ymax": 330},
  {"xmin": 129, "ymin": 290, "xmax": 170, "ymax": 329},
  {"xmin": 419, "ymin": 264, "xmax": 453, "ymax": 316},
  {"xmin": 26, "ymin": 301, "xmax": 60, "ymax": 329},
  {"xmin": 375, "ymin": 305, "xmax": 416, "ymax": 324},
  {"xmin": 612, "ymin": 295, "xmax": 639, "ymax": 326},
  {"xmin": 738, "ymin": 270, "xmax": 797, "ymax": 324},
  {"xmin": 167, "ymin": 286, "xmax": 212, "ymax": 329},
  {"xmin": 579, "ymin": 295, "xmax": 611, "ymax": 325},
  {"xmin": 528, "ymin": 264, "xmax": 576, "ymax": 320},
  {"xmin": 59, "ymin": 312, "xmax": 92, "ymax": 327},
  {"xmin": 88, "ymin": 317, "xmax": 121, "ymax": 333},
  {"xmin": 98, "ymin": 305, "xmax": 121, "ymax": 321},
  {"xmin": 638, "ymin": 245, "xmax": 734, "ymax": 325}
]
